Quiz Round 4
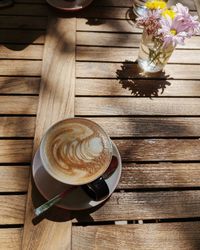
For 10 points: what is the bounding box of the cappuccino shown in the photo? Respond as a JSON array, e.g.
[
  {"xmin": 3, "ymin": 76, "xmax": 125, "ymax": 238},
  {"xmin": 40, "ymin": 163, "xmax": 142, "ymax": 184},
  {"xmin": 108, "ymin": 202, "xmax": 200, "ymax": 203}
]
[{"xmin": 40, "ymin": 118, "xmax": 113, "ymax": 185}]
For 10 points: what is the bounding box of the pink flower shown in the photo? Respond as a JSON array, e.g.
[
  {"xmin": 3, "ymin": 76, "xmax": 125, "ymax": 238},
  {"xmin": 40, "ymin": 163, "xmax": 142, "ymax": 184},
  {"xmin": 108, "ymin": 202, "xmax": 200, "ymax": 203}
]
[
  {"xmin": 136, "ymin": 9, "xmax": 162, "ymax": 35},
  {"xmin": 173, "ymin": 3, "xmax": 200, "ymax": 36},
  {"xmin": 158, "ymin": 15, "xmax": 188, "ymax": 47}
]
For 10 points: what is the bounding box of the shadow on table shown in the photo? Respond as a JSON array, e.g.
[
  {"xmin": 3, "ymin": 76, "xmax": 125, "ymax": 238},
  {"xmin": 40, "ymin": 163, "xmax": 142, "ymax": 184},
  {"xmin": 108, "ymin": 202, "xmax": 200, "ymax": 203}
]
[
  {"xmin": 116, "ymin": 60, "xmax": 172, "ymax": 98},
  {"xmin": 31, "ymin": 176, "xmax": 107, "ymax": 225}
]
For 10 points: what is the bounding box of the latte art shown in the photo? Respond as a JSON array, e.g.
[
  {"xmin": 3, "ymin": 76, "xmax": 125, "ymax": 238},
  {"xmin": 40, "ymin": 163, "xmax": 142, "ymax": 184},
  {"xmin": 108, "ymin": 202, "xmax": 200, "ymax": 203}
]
[{"xmin": 41, "ymin": 119, "xmax": 112, "ymax": 185}]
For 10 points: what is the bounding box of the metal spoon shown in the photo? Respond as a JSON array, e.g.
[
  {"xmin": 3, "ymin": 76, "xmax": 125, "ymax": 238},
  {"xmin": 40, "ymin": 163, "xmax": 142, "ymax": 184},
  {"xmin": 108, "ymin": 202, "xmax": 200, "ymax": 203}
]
[{"xmin": 34, "ymin": 156, "xmax": 118, "ymax": 217}]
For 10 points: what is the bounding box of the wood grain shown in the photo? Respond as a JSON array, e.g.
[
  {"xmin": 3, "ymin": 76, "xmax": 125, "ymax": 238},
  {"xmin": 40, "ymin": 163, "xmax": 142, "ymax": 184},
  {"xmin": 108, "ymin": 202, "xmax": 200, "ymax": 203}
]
[
  {"xmin": 0, "ymin": 96, "xmax": 38, "ymax": 114},
  {"xmin": 76, "ymin": 62, "xmax": 200, "ymax": 79},
  {"xmin": 0, "ymin": 16, "xmax": 47, "ymax": 29},
  {"xmin": 80, "ymin": 7, "xmax": 132, "ymax": 19},
  {"xmin": 0, "ymin": 195, "xmax": 26, "ymax": 224},
  {"xmin": 87, "ymin": 117, "xmax": 200, "ymax": 137},
  {"xmin": 114, "ymin": 139, "xmax": 200, "ymax": 161},
  {"xmin": 0, "ymin": 166, "xmax": 29, "ymax": 192},
  {"xmin": 0, "ymin": 60, "xmax": 41, "ymax": 76},
  {"xmin": 0, "ymin": 228, "xmax": 22, "ymax": 250},
  {"xmin": 77, "ymin": 46, "xmax": 200, "ymax": 64},
  {"xmin": 77, "ymin": 32, "xmax": 200, "ymax": 49},
  {"xmin": 0, "ymin": 3, "xmax": 49, "ymax": 16},
  {"xmin": 0, "ymin": 77, "xmax": 40, "ymax": 94},
  {"xmin": 22, "ymin": 15, "xmax": 76, "ymax": 250},
  {"xmin": 72, "ymin": 222, "xmax": 200, "ymax": 250},
  {"xmin": 75, "ymin": 79, "xmax": 200, "ymax": 97},
  {"xmin": 0, "ymin": 45, "xmax": 43, "ymax": 60},
  {"xmin": 0, "ymin": 140, "xmax": 32, "ymax": 163},
  {"xmin": 73, "ymin": 190, "xmax": 200, "ymax": 221},
  {"xmin": 75, "ymin": 97, "xmax": 200, "ymax": 116},
  {"xmin": 0, "ymin": 30, "xmax": 45, "ymax": 44},
  {"xmin": 94, "ymin": 0, "xmax": 196, "ymax": 10},
  {"xmin": 119, "ymin": 163, "xmax": 200, "ymax": 189},
  {"xmin": 77, "ymin": 19, "xmax": 141, "ymax": 33},
  {"xmin": 0, "ymin": 117, "xmax": 35, "ymax": 137}
]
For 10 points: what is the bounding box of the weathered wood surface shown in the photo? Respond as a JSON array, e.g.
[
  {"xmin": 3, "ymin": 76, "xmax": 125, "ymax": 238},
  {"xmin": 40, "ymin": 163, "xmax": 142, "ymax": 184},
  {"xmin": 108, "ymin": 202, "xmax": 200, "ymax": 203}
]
[
  {"xmin": 0, "ymin": 77, "xmax": 40, "ymax": 94},
  {"xmin": 77, "ymin": 32, "xmax": 200, "ymax": 48},
  {"xmin": 72, "ymin": 222, "xmax": 200, "ymax": 250},
  {"xmin": 0, "ymin": 96, "xmax": 38, "ymax": 114},
  {"xmin": 0, "ymin": 30, "xmax": 45, "ymax": 44},
  {"xmin": 0, "ymin": 117, "xmax": 35, "ymax": 137},
  {"xmin": 75, "ymin": 97, "xmax": 200, "ymax": 116},
  {"xmin": 76, "ymin": 79, "xmax": 200, "ymax": 97},
  {"xmin": 0, "ymin": 166, "xmax": 29, "ymax": 192},
  {"xmin": 22, "ymin": 16, "xmax": 76, "ymax": 250},
  {"xmin": 0, "ymin": 195, "xmax": 26, "ymax": 224},
  {"xmin": 0, "ymin": 16, "xmax": 47, "ymax": 29},
  {"xmin": 73, "ymin": 190, "xmax": 200, "ymax": 222},
  {"xmin": 77, "ymin": 46, "xmax": 200, "ymax": 64},
  {"xmin": 76, "ymin": 62, "xmax": 200, "ymax": 79},
  {"xmin": 119, "ymin": 163, "xmax": 200, "ymax": 189},
  {"xmin": 0, "ymin": 140, "xmax": 33, "ymax": 163},
  {"xmin": 0, "ymin": 229, "xmax": 22, "ymax": 250},
  {"xmin": 114, "ymin": 139, "xmax": 200, "ymax": 161},
  {"xmin": 0, "ymin": 60, "xmax": 41, "ymax": 76},
  {"xmin": 0, "ymin": 45, "xmax": 43, "ymax": 59}
]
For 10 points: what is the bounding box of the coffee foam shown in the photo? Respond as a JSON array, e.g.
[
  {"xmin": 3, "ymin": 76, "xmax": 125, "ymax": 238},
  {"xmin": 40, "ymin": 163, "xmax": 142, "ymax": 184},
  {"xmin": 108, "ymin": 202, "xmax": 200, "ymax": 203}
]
[{"xmin": 42, "ymin": 119, "xmax": 112, "ymax": 185}]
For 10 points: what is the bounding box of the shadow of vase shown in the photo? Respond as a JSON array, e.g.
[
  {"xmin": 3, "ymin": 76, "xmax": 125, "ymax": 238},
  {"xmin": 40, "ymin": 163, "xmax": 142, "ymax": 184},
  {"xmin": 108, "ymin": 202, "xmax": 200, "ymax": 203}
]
[{"xmin": 116, "ymin": 60, "xmax": 172, "ymax": 98}]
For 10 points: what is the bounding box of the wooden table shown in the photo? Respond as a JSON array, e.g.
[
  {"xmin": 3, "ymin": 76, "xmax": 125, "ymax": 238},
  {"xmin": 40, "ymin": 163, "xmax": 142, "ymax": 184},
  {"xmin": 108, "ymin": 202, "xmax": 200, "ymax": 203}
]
[{"xmin": 1, "ymin": 0, "xmax": 200, "ymax": 249}]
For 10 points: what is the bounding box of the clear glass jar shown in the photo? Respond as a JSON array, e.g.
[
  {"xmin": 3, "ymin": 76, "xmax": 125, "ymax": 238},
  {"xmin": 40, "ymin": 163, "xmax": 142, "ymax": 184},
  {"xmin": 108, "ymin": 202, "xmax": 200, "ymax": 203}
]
[{"xmin": 137, "ymin": 30, "xmax": 175, "ymax": 73}]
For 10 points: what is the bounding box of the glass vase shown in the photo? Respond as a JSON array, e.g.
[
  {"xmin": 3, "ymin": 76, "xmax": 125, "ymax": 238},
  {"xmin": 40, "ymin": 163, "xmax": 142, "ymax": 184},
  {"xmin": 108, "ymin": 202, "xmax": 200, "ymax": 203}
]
[{"xmin": 137, "ymin": 30, "xmax": 175, "ymax": 73}]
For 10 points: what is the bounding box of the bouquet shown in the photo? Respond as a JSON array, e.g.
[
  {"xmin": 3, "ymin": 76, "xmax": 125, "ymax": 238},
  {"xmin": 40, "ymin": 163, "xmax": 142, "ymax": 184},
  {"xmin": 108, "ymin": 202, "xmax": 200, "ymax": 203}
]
[{"xmin": 136, "ymin": 0, "xmax": 200, "ymax": 72}]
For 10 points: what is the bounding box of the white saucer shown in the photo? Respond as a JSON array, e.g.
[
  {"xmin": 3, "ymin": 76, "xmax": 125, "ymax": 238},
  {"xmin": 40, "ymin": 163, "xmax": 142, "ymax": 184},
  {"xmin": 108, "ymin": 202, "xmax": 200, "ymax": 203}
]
[
  {"xmin": 32, "ymin": 141, "xmax": 122, "ymax": 211},
  {"xmin": 46, "ymin": 0, "xmax": 93, "ymax": 12}
]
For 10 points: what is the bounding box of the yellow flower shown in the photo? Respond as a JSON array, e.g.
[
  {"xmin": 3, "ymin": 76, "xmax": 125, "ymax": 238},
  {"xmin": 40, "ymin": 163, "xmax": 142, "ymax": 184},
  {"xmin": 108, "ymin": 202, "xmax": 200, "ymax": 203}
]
[
  {"xmin": 162, "ymin": 9, "xmax": 176, "ymax": 19},
  {"xmin": 145, "ymin": 0, "xmax": 167, "ymax": 10}
]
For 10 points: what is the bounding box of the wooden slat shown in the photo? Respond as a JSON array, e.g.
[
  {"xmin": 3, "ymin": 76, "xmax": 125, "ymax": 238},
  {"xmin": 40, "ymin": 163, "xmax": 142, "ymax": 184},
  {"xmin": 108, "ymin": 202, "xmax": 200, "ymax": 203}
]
[
  {"xmin": 76, "ymin": 62, "xmax": 200, "ymax": 79},
  {"xmin": 80, "ymin": 7, "xmax": 131, "ymax": 19},
  {"xmin": 0, "ymin": 30, "xmax": 45, "ymax": 44},
  {"xmin": 194, "ymin": 0, "xmax": 200, "ymax": 18},
  {"xmin": 93, "ymin": 0, "xmax": 132, "ymax": 7},
  {"xmin": 0, "ymin": 195, "xmax": 26, "ymax": 224},
  {"xmin": 0, "ymin": 3, "xmax": 49, "ymax": 16},
  {"xmin": 77, "ymin": 19, "xmax": 141, "ymax": 33},
  {"xmin": 73, "ymin": 191, "xmax": 200, "ymax": 221},
  {"xmin": 119, "ymin": 163, "xmax": 200, "ymax": 189},
  {"xmin": 22, "ymin": 15, "xmax": 76, "ymax": 250},
  {"xmin": 0, "ymin": 117, "xmax": 35, "ymax": 137},
  {"xmin": 77, "ymin": 32, "xmax": 200, "ymax": 49},
  {"xmin": 72, "ymin": 222, "xmax": 200, "ymax": 250},
  {"xmin": 77, "ymin": 16, "xmax": 199, "ymax": 33},
  {"xmin": 94, "ymin": 0, "xmax": 196, "ymax": 10},
  {"xmin": 0, "ymin": 228, "xmax": 22, "ymax": 250},
  {"xmin": 0, "ymin": 96, "xmax": 38, "ymax": 114},
  {"xmin": 87, "ymin": 117, "xmax": 200, "ymax": 137},
  {"xmin": 75, "ymin": 97, "xmax": 200, "ymax": 116},
  {"xmin": 76, "ymin": 79, "xmax": 200, "ymax": 97},
  {"xmin": 0, "ymin": 77, "xmax": 40, "ymax": 94},
  {"xmin": 0, "ymin": 45, "xmax": 43, "ymax": 60},
  {"xmin": 0, "ymin": 60, "xmax": 41, "ymax": 76},
  {"xmin": 0, "ymin": 140, "xmax": 32, "ymax": 163},
  {"xmin": 77, "ymin": 46, "xmax": 200, "ymax": 64},
  {"xmin": 0, "ymin": 16, "xmax": 47, "ymax": 29},
  {"xmin": 0, "ymin": 166, "xmax": 29, "ymax": 192},
  {"xmin": 114, "ymin": 139, "xmax": 200, "ymax": 162}
]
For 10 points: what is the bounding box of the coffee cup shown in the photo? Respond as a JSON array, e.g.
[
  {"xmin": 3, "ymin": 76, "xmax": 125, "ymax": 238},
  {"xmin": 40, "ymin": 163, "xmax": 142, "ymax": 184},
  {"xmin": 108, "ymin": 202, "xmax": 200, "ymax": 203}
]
[{"xmin": 39, "ymin": 118, "xmax": 114, "ymax": 201}]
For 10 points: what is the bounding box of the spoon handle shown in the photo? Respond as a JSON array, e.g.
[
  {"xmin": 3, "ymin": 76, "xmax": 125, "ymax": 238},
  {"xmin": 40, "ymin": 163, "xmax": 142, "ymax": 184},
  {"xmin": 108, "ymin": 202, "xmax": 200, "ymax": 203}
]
[{"xmin": 34, "ymin": 187, "xmax": 75, "ymax": 217}]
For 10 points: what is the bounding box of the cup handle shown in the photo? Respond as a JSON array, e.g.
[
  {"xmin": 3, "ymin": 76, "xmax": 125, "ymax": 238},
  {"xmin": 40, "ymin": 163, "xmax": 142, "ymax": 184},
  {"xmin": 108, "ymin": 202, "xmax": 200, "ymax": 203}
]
[{"xmin": 81, "ymin": 177, "xmax": 109, "ymax": 201}]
